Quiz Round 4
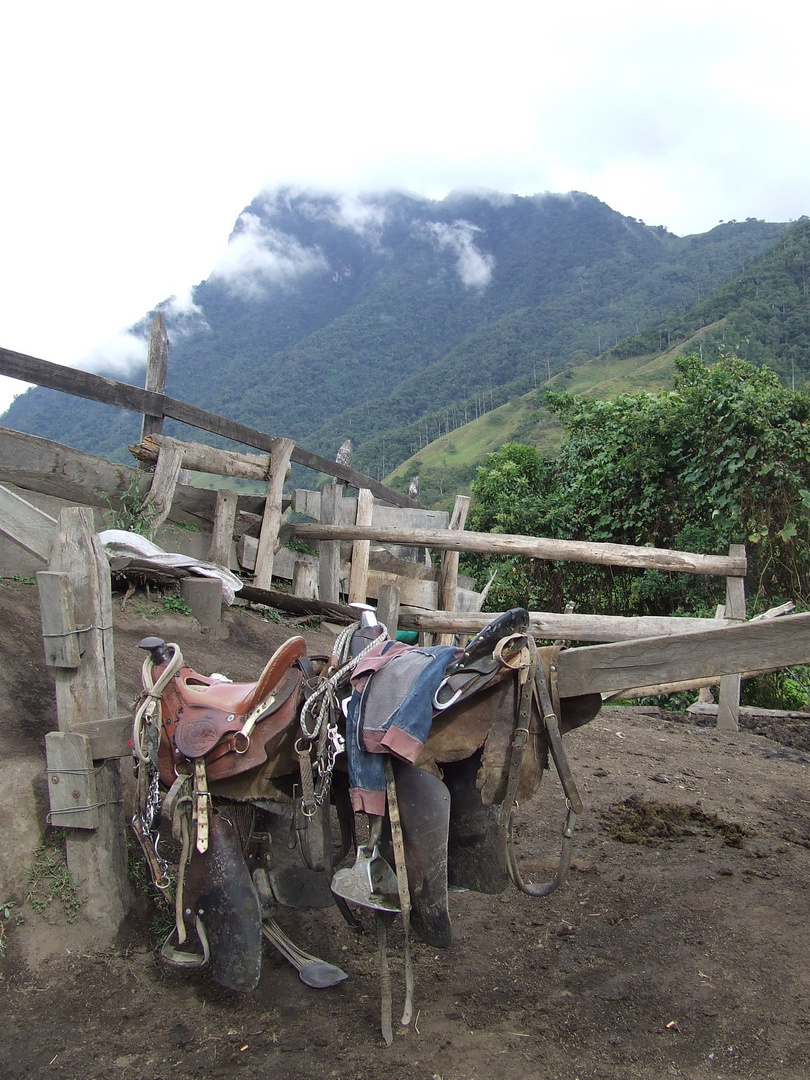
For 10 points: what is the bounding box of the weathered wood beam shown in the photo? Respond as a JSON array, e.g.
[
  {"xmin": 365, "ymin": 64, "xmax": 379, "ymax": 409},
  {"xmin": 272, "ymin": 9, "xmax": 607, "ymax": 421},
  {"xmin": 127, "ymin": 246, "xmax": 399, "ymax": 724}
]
[
  {"xmin": 139, "ymin": 313, "xmax": 168, "ymax": 450},
  {"xmin": 0, "ymin": 426, "xmax": 265, "ymax": 528},
  {"xmin": 0, "ymin": 347, "xmax": 420, "ymax": 508},
  {"xmin": 237, "ymin": 582, "xmax": 356, "ymax": 623},
  {"xmin": 0, "ymin": 483, "xmax": 56, "ymax": 562},
  {"xmin": 293, "ymin": 523, "xmax": 747, "ymax": 577},
  {"xmin": 131, "ymin": 433, "xmax": 271, "ymax": 481},
  {"xmin": 554, "ymin": 611, "xmax": 810, "ymax": 698},
  {"xmin": 396, "ymin": 608, "xmax": 736, "ymax": 641}
]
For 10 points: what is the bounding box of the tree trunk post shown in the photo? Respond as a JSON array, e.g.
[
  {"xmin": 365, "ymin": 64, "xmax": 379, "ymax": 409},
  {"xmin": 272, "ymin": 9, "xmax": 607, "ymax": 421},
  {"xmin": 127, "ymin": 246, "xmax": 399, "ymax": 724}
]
[
  {"xmin": 438, "ymin": 494, "xmax": 470, "ymax": 645},
  {"xmin": 44, "ymin": 506, "xmax": 130, "ymax": 934},
  {"xmin": 318, "ymin": 483, "xmax": 343, "ymax": 604},
  {"xmin": 254, "ymin": 437, "xmax": 295, "ymax": 590},
  {"xmin": 717, "ymin": 545, "xmax": 747, "ymax": 731},
  {"xmin": 347, "ymin": 487, "xmax": 374, "ymax": 605},
  {"xmin": 138, "ymin": 312, "xmax": 169, "ymax": 458},
  {"xmin": 377, "ymin": 582, "xmax": 401, "ymax": 642}
]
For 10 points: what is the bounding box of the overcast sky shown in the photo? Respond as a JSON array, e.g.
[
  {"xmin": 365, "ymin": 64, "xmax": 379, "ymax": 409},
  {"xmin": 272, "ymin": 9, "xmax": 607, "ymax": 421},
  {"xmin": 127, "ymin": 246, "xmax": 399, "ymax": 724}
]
[{"xmin": 1, "ymin": 0, "xmax": 807, "ymax": 414}]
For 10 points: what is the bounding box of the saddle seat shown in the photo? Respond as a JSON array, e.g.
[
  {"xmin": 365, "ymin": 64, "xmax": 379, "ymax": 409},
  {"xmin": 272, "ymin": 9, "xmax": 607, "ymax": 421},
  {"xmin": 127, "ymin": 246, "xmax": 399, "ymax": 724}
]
[
  {"xmin": 177, "ymin": 635, "xmax": 307, "ymax": 715},
  {"xmin": 155, "ymin": 636, "xmax": 308, "ymax": 784}
]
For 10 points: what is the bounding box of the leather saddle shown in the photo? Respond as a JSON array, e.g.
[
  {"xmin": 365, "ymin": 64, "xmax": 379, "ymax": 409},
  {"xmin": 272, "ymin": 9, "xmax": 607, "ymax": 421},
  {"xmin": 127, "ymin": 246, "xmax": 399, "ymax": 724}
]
[{"xmin": 152, "ymin": 636, "xmax": 308, "ymax": 784}]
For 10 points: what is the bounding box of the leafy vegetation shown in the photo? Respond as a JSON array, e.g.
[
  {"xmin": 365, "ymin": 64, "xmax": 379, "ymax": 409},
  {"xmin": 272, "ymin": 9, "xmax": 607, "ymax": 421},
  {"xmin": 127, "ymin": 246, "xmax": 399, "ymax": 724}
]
[{"xmin": 466, "ymin": 353, "xmax": 810, "ymax": 618}]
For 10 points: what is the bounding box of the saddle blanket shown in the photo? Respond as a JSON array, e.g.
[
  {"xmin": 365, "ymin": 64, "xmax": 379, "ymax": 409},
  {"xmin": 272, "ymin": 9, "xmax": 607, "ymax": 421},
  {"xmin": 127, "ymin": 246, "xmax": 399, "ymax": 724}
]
[{"xmin": 346, "ymin": 642, "xmax": 459, "ymax": 815}]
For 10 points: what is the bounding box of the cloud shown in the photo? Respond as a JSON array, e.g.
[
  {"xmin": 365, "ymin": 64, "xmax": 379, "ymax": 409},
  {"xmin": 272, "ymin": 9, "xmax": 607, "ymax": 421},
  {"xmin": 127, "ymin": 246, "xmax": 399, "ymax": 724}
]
[
  {"xmin": 159, "ymin": 288, "xmax": 210, "ymax": 338},
  {"xmin": 210, "ymin": 212, "xmax": 329, "ymax": 299},
  {"xmin": 76, "ymin": 330, "xmax": 148, "ymax": 379},
  {"xmin": 424, "ymin": 220, "xmax": 495, "ymax": 288}
]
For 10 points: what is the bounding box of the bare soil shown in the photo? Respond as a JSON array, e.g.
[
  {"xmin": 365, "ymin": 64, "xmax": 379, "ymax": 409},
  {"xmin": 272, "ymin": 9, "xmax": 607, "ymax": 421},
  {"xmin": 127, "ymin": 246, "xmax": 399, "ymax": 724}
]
[{"xmin": 2, "ymin": 578, "xmax": 810, "ymax": 1080}]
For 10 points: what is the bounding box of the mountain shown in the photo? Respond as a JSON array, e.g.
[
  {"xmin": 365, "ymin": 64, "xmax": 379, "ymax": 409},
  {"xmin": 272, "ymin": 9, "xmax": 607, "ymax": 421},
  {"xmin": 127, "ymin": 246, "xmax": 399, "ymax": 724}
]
[
  {"xmin": 387, "ymin": 216, "xmax": 810, "ymax": 505},
  {"xmin": 1, "ymin": 188, "xmax": 792, "ymax": 477}
]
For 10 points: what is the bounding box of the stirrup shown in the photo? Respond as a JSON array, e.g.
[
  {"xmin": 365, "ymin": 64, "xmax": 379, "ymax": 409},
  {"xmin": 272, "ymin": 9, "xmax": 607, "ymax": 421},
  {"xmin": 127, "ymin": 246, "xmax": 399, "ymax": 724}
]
[{"xmin": 159, "ymin": 914, "xmax": 210, "ymax": 970}]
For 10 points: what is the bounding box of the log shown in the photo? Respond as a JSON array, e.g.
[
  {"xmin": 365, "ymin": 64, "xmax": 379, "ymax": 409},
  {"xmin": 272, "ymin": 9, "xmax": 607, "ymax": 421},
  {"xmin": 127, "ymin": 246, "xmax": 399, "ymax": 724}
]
[
  {"xmin": 237, "ymin": 582, "xmax": 356, "ymax": 623},
  {"xmin": 131, "ymin": 433, "xmax": 271, "ymax": 481},
  {"xmin": 292, "ymin": 523, "xmax": 747, "ymax": 578},
  {"xmin": 554, "ymin": 611, "xmax": 810, "ymax": 698},
  {"xmin": 395, "ymin": 609, "xmax": 737, "ymax": 642}
]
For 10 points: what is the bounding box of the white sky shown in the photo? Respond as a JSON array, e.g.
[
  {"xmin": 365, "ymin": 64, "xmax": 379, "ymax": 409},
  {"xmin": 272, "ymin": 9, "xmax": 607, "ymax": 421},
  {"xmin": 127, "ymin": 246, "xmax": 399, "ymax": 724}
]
[{"xmin": 2, "ymin": 0, "xmax": 808, "ymax": 414}]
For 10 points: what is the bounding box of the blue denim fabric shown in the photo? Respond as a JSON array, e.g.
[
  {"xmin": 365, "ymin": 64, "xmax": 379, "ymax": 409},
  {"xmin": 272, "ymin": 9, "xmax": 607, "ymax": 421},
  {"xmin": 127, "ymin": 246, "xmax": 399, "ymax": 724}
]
[{"xmin": 345, "ymin": 644, "xmax": 459, "ymax": 798}]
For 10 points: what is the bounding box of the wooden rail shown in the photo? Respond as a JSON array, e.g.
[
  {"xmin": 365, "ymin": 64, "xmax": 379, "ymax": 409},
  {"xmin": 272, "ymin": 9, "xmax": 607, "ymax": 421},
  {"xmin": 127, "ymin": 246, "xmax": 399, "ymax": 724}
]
[
  {"xmin": 0, "ymin": 346, "xmax": 419, "ymax": 509},
  {"xmin": 293, "ymin": 523, "xmax": 747, "ymax": 577}
]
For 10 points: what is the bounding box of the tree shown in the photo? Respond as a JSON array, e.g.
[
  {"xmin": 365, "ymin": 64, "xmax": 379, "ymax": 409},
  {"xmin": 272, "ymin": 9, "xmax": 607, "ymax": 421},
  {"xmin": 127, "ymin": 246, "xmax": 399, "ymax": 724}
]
[{"xmin": 468, "ymin": 353, "xmax": 810, "ymax": 616}]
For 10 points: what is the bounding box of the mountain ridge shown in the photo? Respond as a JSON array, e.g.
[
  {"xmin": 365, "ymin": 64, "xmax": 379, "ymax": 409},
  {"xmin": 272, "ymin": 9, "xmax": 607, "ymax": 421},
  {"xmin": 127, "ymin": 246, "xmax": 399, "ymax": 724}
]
[{"xmin": 1, "ymin": 188, "xmax": 794, "ymax": 476}]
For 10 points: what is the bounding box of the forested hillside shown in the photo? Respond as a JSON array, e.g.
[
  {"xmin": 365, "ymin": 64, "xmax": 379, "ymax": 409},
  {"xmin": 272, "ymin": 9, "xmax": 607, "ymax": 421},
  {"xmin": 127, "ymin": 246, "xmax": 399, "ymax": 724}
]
[{"xmin": 1, "ymin": 189, "xmax": 790, "ymax": 477}]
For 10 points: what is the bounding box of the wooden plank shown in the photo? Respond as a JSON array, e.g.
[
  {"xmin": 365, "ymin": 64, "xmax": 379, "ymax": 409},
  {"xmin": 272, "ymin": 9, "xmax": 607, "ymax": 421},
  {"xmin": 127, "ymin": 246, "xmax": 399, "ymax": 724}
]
[
  {"xmin": 37, "ymin": 571, "xmax": 81, "ymax": 667},
  {"xmin": 717, "ymin": 544, "xmax": 747, "ymax": 732},
  {"xmin": 292, "ymin": 488, "xmax": 447, "ymax": 528},
  {"xmin": 139, "ymin": 313, "xmax": 169, "ymax": 450},
  {"xmin": 0, "ymin": 483, "xmax": 56, "ymax": 562},
  {"xmin": 0, "ymin": 426, "xmax": 264, "ymax": 530},
  {"xmin": 254, "ymin": 438, "xmax": 296, "ymax": 590},
  {"xmin": 0, "ymin": 347, "xmax": 421, "ymax": 507},
  {"xmin": 292, "ymin": 523, "xmax": 747, "ymax": 578},
  {"xmin": 438, "ymin": 494, "xmax": 471, "ymax": 644},
  {"xmin": 377, "ymin": 583, "xmax": 401, "ymax": 641},
  {"xmin": 208, "ymin": 488, "xmax": 239, "ymax": 568},
  {"xmin": 71, "ymin": 715, "xmax": 132, "ymax": 759},
  {"xmin": 292, "ymin": 557, "xmax": 318, "ymax": 599},
  {"xmin": 555, "ymin": 611, "xmax": 810, "ymax": 698},
  {"xmin": 395, "ymin": 609, "xmax": 737, "ymax": 641},
  {"xmin": 45, "ymin": 731, "xmax": 98, "ymax": 829},
  {"xmin": 145, "ymin": 443, "xmax": 184, "ymax": 529},
  {"xmin": 132, "ymin": 433, "xmax": 271, "ymax": 481},
  {"xmin": 348, "ymin": 487, "xmax": 374, "ymax": 605},
  {"xmin": 318, "ymin": 483, "xmax": 342, "ymax": 604}
]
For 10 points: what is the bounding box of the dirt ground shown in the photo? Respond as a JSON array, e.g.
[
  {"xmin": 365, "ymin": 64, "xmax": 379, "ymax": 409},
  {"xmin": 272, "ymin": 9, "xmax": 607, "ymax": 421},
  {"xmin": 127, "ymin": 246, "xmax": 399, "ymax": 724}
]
[{"xmin": 1, "ymin": 578, "xmax": 809, "ymax": 1080}]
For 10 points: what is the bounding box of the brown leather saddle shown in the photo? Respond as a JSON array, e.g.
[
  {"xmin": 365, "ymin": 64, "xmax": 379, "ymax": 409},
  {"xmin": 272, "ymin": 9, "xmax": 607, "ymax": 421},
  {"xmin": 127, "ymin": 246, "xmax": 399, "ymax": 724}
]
[{"xmin": 155, "ymin": 636, "xmax": 307, "ymax": 784}]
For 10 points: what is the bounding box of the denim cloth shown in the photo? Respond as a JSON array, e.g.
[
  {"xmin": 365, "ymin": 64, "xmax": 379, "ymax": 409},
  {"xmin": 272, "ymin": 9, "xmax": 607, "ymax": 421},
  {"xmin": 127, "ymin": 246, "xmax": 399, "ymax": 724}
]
[{"xmin": 346, "ymin": 644, "xmax": 459, "ymax": 814}]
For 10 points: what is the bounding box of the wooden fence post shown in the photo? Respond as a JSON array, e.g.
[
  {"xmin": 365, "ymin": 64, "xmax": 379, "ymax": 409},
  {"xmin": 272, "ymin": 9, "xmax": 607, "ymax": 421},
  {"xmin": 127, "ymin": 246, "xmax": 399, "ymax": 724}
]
[
  {"xmin": 44, "ymin": 506, "xmax": 129, "ymax": 932},
  {"xmin": 717, "ymin": 544, "xmax": 746, "ymax": 731},
  {"xmin": 208, "ymin": 488, "xmax": 239, "ymax": 568},
  {"xmin": 138, "ymin": 312, "xmax": 169, "ymax": 456},
  {"xmin": 438, "ymin": 494, "xmax": 470, "ymax": 645},
  {"xmin": 348, "ymin": 487, "xmax": 374, "ymax": 604},
  {"xmin": 254, "ymin": 437, "xmax": 295, "ymax": 590},
  {"xmin": 145, "ymin": 441, "xmax": 184, "ymax": 530},
  {"xmin": 377, "ymin": 582, "xmax": 401, "ymax": 642},
  {"xmin": 319, "ymin": 483, "xmax": 343, "ymax": 603}
]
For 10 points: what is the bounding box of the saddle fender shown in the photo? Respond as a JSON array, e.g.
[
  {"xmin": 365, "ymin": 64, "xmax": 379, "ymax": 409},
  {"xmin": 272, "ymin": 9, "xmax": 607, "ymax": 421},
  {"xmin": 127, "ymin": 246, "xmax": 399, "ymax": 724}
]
[{"xmin": 183, "ymin": 811, "xmax": 263, "ymax": 992}]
